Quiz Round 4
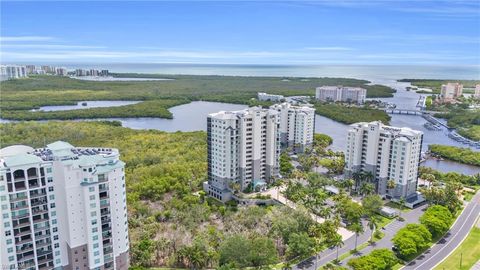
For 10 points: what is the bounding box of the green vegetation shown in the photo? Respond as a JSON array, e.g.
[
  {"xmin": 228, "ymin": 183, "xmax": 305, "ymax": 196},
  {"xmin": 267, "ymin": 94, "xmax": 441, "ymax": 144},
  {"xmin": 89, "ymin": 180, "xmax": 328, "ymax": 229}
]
[
  {"xmin": 435, "ymin": 108, "xmax": 480, "ymax": 141},
  {"xmin": 313, "ymin": 102, "xmax": 391, "ymax": 125},
  {"xmin": 392, "ymin": 223, "xmax": 432, "ymax": 260},
  {"xmin": 398, "ymin": 79, "xmax": 480, "ymax": 94},
  {"xmin": 0, "ymin": 121, "xmax": 353, "ymax": 268},
  {"xmin": 419, "ymin": 166, "xmax": 480, "ymax": 188},
  {"xmin": 434, "ymin": 226, "xmax": 480, "ymax": 270},
  {"xmin": 347, "ymin": 249, "xmax": 398, "ymax": 270},
  {"xmin": 419, "ymin": 205, "xmax": 454, "ymax": 238},
  {"xmin": 459, "ymin": 125, "xmax": 480, "ymax": 141},
  {"xmin": 1, "ymin": 99, "xmax": 186, "ymax": 120},
  {"xmin": 0, "ymin": 75, "xmax": 395, "ymax": 120},
  {"xmin": 428, "ymin": 144, "xmax": 480, "ymax": 166}
]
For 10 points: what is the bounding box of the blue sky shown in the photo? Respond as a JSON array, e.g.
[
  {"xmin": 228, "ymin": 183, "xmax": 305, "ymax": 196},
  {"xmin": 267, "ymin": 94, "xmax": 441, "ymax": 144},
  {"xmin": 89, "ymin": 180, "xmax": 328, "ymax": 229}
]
[{"xmin": 1, "ymin": 0, "xmax": 479, "ymax": 65}]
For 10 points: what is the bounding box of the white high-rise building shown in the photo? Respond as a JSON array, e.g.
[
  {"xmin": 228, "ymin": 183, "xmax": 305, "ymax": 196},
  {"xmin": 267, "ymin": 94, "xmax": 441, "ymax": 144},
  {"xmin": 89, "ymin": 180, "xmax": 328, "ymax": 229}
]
[
  {"xmin": 55, "ymin": 68, "xmax": 68, "ymax": 76},
  {"xmin": 315, "ymin": 86, "xmax": 367, "ymax": 104},
  {"xmin": 440, "ymin": 82, "xmax": 463, "ymax": 101},
  {"xmin": 205, "ymin": 107, "xmax": 281, "ymax": 202},
  {"xmin": 0, "ymin": 65, "xmax": 28, "ymax": 80},
  {"xmin": 344, "ymin": 121, "xmax": 423, "ymax": 200},
  {"xmin": 474, "ymin": 84, "xmax": 480, "ymax": 99},
  {"xmin": 270, "ymin": 102, "xmax": 315, "ymax": 152},
  {"xmin": 0, "ymin": 142, "xmax": 129, "ymax": 270}
]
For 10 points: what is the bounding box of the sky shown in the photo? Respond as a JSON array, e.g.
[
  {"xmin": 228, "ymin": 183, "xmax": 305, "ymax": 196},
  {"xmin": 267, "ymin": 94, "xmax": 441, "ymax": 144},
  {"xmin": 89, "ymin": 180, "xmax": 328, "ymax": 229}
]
[{"xmin": 1, "ymin": 0, "xmax": 479, "ymax": 65}]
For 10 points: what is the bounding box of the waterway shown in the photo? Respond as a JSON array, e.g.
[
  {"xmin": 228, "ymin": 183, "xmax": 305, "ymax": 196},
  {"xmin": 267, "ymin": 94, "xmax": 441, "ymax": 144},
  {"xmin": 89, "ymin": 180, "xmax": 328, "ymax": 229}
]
[
  {"xmin": 1, "ymin": 76, "xmax": 478, "ymax": 174},
  {"xmin": 32, "ymin": 100, "xmax": 141, "ymax": 112}
]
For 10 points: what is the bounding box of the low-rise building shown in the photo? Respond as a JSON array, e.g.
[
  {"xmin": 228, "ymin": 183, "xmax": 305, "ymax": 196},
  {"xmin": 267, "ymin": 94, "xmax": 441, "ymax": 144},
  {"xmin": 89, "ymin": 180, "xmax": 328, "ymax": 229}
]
[
  {"xmin": 315, "ymin": 86, "xmax": 367, "ymax": 104},
  {"xmin": 257, "ymin": 92, "xmax": 285, "ymax": 102}
]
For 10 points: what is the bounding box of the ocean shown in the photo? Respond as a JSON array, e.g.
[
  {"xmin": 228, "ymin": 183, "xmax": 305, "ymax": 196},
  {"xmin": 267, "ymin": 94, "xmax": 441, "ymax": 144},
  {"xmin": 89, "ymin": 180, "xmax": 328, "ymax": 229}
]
[{"xmin": 27, "ymin": 63, "xmax": 480, "ymax": 81}]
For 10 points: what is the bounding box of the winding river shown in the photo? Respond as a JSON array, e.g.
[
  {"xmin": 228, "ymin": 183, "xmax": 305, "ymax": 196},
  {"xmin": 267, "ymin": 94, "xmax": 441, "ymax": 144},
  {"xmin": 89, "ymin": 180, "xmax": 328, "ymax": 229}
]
[{"xmin": 1, "ymin": 80, "xmax": 478, "ymax": 175}]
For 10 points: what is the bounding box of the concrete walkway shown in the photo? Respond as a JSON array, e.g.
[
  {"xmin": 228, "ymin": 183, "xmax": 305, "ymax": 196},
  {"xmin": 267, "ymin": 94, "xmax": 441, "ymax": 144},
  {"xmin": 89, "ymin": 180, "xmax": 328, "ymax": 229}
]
[{"xmin": 261, "ymin": 186, "xmax": 354, "ymax": 240}]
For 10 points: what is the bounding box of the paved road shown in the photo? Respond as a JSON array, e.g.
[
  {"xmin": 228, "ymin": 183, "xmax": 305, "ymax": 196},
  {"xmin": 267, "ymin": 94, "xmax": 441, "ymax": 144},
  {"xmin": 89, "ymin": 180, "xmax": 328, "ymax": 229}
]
[
  {"xmin": 337, "ymin": 204, "xmax": 427, "ymax": 266},
  {"xmin": 294, "ymin": 203, "xmax": 427, "ymax": 270},
  {"xmin": 403, "ymin": 191, "xmax": 480, "ymax": 270}
]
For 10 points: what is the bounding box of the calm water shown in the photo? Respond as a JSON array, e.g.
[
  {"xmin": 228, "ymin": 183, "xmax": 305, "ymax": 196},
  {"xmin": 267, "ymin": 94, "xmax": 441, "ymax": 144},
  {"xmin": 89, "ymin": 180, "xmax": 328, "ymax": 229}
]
[
  {"xmin": 104, "ymin": 101, "xmax": 247, "ymax": 132},
  {"xmin": 33, "ymin": 100, "xmax": 141, "ymax": 112},
  {"xmin": 422, "ymin": 159, "xmax": 479, "ymax": 175}
]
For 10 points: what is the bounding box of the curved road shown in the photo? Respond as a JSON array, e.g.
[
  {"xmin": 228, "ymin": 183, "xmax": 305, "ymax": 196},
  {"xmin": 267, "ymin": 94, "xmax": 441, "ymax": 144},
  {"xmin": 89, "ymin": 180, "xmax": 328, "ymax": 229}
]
[{"xmin": 403, "ymin": 191, "xmax": 480, "ymax": 270}]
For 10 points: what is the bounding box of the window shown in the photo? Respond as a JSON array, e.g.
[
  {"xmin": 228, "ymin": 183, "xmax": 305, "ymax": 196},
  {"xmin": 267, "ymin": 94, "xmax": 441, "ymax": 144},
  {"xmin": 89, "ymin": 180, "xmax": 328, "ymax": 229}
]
[
  {"xmin": 54, "ymin": 243, "xmax": 59, "ymax": 248},
  {"xmin": 0, "ymin": 186, "xmax": 4, "ymax": 191},
  {"xmin": 7, "ymin": 247, "xmax": 13, "ymax": 253},
  {"xmin": 90, "ymin": 195, "xmax": 95, "ymax": 200},
  {"xmin": 47, "ymin": 177, "xmax": 53, "ymax": 183},
  {"xmin": 89, "ymin": 187, "xmax": 95, "ymax": 192},
  {"xmin": 49, "ymin": 187, "xmax": 54, "ymax": 192},
  {"xmin": 46, "ymin": 168, "xmax": 52, "ymax": 173}
]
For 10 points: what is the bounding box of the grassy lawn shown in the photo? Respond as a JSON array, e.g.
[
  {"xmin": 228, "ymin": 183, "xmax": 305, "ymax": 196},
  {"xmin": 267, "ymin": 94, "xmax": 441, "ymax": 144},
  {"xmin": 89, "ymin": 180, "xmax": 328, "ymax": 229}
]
[
  {"xmin": 374, "ymin": 214, "xmax": 395, "ymax": 229},
  {"xmin": 385, "ymin": 201, "xmax": 411, "ymax": 213},
  {"xmin": 463, "ymin": 192, "xmax": 475, "ymax": 202},
  {"xmin": 434, "ymin": 226, "xmax": 480, "ymax": 270}
]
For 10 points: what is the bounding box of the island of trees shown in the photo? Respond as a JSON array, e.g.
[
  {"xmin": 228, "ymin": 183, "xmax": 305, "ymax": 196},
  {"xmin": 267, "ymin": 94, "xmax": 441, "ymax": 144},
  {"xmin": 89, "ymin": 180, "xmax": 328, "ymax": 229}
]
[{"xmin": 1, "ymin": 75, "xmax": 393, "ymax": 125}]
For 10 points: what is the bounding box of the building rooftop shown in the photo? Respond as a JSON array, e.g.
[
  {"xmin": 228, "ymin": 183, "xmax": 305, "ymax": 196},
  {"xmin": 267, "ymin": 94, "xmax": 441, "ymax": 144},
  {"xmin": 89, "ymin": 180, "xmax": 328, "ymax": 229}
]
[
  {"xmin": 0, "ymin": 145, "xmax": 35, "ymax": 158},
  {"xmin": 3, "ymin": 153, "xmax": 43, "ymax": 167},
  {"xmin": 0, "ymin": 141, "xmax": 119, "ymax": 168}
]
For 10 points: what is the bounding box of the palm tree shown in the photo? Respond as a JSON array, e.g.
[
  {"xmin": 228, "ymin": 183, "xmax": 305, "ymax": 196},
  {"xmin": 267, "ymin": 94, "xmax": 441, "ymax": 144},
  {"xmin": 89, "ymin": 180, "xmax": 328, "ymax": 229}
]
[
  {"xmin": 367, "ymin": 215, "xmax": 378, "ymax": 243},
  {"xmin": 360, "ymin": 182, "xmax": 375, "ymax": 196},
  {"xmin": 352, "ymin": 172, "xmax": 362, "ymax": 192},
  {"xmin": 387, "ymin": 179, "xmax": 396, "ymax": 197},
  {"xmin": 344, "ymin": 178, "xmax": 355, "ymax": 195},
  {"xmin": 351, "ymin": 222, "xmax": 363, "ymax": 251},
  {"xmin": 319, "ymin": 206, "xmax": 332, "ymax": 220},
  {"xmin": 364, "ymin": 171, "xmax": 374, "ymax": 183},
  {"xmin": 398, "ymin": 197, "xmax": 406, "ymax": 220},
  {"xmin": 332, "ymin": 234, "xmax": 344, "ymax": 262}
]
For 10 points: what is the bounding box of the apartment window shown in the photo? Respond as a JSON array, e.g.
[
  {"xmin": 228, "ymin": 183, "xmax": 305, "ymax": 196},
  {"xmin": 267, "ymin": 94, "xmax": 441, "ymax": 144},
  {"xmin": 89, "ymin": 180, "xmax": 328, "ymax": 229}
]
[
  {"xmin": 91, "ymin": 211, "xmax": 97, "ymax": 217},
  {"xmin": 49, "ymin": 187, "xmax": 54, "ymax": 192},
  {"xmin": 7, "ymin": 247, "xmax": 13, "ymax": 253},
  {"xmin": 54, "ymin": 243, "xmax": 59, "ymax": 248},
  {"xmin": 8, "ymin": 256, "xmax": 14, "ymax": 262},
  {"xmin": 89, "ymin": 187, "xmax": 95, "ymax": 192},
  {"xmin": 0, "ymin": 186, "xmax": 4, "ymax": 191},
  {"xmin": 6, "ymin": 239, "xmax": 12, "ymax": 244},
  {"xmin": 47, "ymin": 177, "xmax": 53, "ymax": 183},
  {"xmin": 0, "ymin": 196, "xmax": 5, "ymax": 201},
  {"xmin": 46, "ymin": 168, "xmax": 52, "ymax": 173}
]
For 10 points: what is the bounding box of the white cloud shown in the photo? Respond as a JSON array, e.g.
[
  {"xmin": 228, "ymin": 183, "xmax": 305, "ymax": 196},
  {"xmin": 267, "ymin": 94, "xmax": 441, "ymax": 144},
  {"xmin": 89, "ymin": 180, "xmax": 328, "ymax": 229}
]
[
  {"xmin": 304, "ymin": 47, "xmax": 354, "ymax": 51},
  {"xmin": 1, "ymin": 44, "xmax": 106, "ymax": 49},
  {"xmin": 0, "ymin": 36, "xmax": 55, "ymax": 42}
]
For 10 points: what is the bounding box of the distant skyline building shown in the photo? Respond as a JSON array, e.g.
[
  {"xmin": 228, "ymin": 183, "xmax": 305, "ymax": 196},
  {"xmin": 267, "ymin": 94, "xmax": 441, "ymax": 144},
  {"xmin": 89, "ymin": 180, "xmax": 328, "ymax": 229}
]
[
  {"xmin": 440, "ymin": 82, "xmax": 463, "ymax": 101},
  {"xmin": 0, "ymin": 65, "xmax": 28, "ymax": 80},
  {"xmin": 475, "ymin": 84, "xmax": 480, "ymax": 99},
  {"xmin": 55, "ymin": 67, "xmax": 68, "ymax": 76},
  {"xmin": 0, "ymin": 142, "xmax": 129, "ymax": 270},
  {"xmin": 205, "ymin": 107, "xmax": 281, "ymax": 202},
  {"xmin": 269, "ymin": 102, "xmax": 315, "ymax": 152},
  {"xmin": 344, "ymin": 121, "xmax": 423, "ymax": 201},
  {"xmin": 257, "ymin": 92, "xmax": 285, "ymax": 102},
  {"xmin": 315, "ymin": 86, "xmax": 367, "ymax": 104},
  {"xmin": 26, "ymin": 65, "xmax": 36, "ymax": 74}
]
